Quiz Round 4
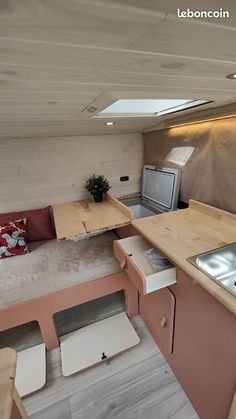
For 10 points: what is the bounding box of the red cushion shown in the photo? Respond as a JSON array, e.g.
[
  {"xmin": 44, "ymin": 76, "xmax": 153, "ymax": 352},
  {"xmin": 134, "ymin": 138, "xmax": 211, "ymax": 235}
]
[
  {"xmin": 0, "ymin": 218, "xmax": 29, "ymax": 258},
  {"xmin": 0, "ymin": 207, "xmax": 55, "ymax": 242}
]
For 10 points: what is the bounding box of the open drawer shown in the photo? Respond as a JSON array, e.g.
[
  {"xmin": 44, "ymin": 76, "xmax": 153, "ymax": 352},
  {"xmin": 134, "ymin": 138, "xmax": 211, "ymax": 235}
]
[{"xmin": 113, "ymin": 235, "xmax": 176, "ymax": 294}]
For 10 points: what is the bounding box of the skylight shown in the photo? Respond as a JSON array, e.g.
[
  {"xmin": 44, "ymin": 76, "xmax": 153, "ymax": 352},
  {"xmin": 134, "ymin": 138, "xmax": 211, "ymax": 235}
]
[{"xmin": 98, "ymin": 99, "xmax": 209, "ymax": 117}]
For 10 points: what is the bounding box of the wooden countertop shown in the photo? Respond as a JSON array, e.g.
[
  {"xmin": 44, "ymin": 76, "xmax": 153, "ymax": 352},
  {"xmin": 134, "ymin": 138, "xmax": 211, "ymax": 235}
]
[
  {"xmin": 53, "ymin": 193, "xmax": 133, "ymax": 240},
  {"xmin": 132, "ymin": 199, "xmax": 236, "ymax": 316},
  {"xmin": 0, "ymin": 348, "xmax": 16, "ymax": 419}
]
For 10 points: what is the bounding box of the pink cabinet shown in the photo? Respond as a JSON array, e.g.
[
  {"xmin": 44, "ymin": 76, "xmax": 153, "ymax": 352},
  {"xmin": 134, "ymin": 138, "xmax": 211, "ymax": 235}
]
[
  {"xmin": 115, "ymin": 224, "xmax": 139, "ymax": 239},
  {"xmin": 139, "ymin": 287, "xmax": 176, "ymax": 354},
  {"xmin": 114, "ymin": 233, "xmax": 236, "ymax": 419},
  {"xmin": 167, "ymin": 268, "xmax": 236, "ymax": 419},
  {"xmin": 141, "ymin": 267, "xmax": 236, "ymax": 419}
]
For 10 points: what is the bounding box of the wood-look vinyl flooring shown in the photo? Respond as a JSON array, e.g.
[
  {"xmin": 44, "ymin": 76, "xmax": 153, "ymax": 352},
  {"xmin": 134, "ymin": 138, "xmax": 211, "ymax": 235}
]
[
  {"xmin": 0, "ymin": 294, "xmax": 199, "ymax": 418},
  {"xmin": 25, "ymin": 318, "xmax": 198, "ymax": 419}
]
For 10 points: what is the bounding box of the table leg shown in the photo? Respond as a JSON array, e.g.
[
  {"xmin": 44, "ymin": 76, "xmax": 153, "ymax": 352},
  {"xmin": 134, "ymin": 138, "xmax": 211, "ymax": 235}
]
[{"xmin": 38, "ymin": 315, "xmax": 59, "ymax": 350}]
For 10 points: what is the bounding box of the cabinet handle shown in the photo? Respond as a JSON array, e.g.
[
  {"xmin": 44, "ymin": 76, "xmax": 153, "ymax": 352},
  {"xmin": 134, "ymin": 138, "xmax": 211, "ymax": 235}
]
[
  {"xmin": 160, "ymin": 315, "xmax": 167, "ymax": 328},
  {"xmin": 120, "ymin": 258, "xmax": 127, "ymax": 270}
]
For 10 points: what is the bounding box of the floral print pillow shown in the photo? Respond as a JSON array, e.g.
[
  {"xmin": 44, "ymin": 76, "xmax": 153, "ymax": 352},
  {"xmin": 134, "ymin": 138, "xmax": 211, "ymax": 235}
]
[{"xmin": 0, "ymin": 218, "xmax": 30, "ymax": 258}]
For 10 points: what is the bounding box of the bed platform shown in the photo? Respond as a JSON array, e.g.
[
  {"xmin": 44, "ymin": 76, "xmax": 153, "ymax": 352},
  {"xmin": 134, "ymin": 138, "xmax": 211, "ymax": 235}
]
[{"xmin": 0, "ymin": 232, "xmax": 138, "ymax": 350}]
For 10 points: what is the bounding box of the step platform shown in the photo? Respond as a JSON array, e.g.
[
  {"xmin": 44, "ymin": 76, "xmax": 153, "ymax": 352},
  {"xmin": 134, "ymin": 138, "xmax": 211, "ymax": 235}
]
[
  {"xmin": 15, "ymin": 343, "xmax": 46, "ymax": 397},
  {"xmin": 60, "ymin": 312, "xmax": 140, "ymax": 377}
]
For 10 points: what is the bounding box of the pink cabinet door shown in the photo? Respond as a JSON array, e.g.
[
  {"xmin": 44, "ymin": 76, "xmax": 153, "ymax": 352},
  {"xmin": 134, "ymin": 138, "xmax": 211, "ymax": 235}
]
[
  {"xmin": 140, "ymin": 287, "xmax": 176, "ymax": 354},
  {"xmin": 168, "ymin": 268, "xmax": 236, "ymax": 419}
]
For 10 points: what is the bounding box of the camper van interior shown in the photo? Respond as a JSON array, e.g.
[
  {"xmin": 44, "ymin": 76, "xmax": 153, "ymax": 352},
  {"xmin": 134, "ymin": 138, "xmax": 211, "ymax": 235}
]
[{"xmin": 0, "ymin": 1, "xmax": 236, "ymax": 419}]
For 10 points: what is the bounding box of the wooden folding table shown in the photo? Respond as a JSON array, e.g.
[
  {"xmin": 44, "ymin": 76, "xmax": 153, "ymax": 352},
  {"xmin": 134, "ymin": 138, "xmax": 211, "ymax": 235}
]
[{"xmin": 53, "ymin": 192, "xmax": 133, "ymax": 240}]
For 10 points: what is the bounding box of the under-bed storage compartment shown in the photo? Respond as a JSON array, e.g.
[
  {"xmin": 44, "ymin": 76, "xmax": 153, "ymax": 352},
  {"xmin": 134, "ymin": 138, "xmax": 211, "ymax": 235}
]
[
  {"xmin": 53, "ymin": 293, "xmax": 139, "ymax": 376},
  {"xmin": 113, "ymin": 235, "xmax": 176, "ymax": 294},
  {"xmin": 0, "ymin": 322, "xmax": 46, "ymax": 397}
]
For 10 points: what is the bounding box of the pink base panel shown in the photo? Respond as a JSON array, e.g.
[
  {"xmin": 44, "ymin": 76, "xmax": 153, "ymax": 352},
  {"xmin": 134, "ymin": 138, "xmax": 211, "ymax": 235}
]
[
  {"xmin": 140, "ymin": 268, "xmax": 236, "ymax": 419},
  {"xmin": 115, "ymin": 224, "xmax": 139, "ymax": 239},
  {"xmin": 11, "ymin": 401, "xmax": 23, "ymax": 419},
  {"xmin": 0, "ymin": 272, "xmax": 139, "ymax": 350}
]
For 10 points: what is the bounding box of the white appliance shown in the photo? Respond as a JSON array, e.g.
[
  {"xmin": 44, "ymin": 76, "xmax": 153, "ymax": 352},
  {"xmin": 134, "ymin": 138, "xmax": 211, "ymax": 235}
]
[{"xmin": 122, "ymin": 165, "xmax": 181, "ymax": 219}]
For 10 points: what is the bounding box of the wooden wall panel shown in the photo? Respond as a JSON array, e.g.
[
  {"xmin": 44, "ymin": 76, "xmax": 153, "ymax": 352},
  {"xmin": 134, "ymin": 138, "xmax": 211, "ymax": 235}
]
[{"xmin": 0, "ymin": 133, "xmax": 143, "ymax": 212}]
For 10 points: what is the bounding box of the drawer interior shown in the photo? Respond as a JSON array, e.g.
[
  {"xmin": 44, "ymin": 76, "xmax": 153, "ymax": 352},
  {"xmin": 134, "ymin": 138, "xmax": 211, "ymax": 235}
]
[
  {"xmin": 118, "ymin": 235, "xmax": 159, "ymax": 276},
  {"xmin": 114, "ymin": 235, "xmax": 176, "ymax": 294}
]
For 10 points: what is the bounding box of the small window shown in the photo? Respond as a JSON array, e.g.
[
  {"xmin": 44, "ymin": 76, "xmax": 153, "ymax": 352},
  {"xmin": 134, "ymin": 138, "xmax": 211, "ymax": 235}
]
[{"xmin": 166, "ymin": 147, "xmax": 195, "ymax": 166}]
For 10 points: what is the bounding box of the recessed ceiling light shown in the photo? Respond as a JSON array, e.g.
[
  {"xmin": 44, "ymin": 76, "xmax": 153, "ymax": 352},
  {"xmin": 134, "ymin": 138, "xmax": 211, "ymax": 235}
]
[
  {"xmin": 105, "ymin": 121, "xmax": 115, "ymax": 126},
  {"xmin": 226, "ymin": 73, "xmax": 236, "ymax": 79}
]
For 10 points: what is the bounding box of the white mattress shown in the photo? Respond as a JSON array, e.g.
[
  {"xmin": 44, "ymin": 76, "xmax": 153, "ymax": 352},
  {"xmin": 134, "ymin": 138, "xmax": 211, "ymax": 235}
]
[{"xmin": 0, "ymin": 232, "xmax": 120, "ymax": 308}]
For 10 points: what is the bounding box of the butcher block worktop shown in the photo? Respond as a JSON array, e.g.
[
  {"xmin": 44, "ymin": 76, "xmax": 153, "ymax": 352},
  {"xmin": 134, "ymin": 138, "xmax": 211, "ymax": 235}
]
[
  {"xmin": 0, "ymin": 348, "xmax": 28, "ymax": 419},
  {"xmin": 132, "ymin": 199, "xmax": 236, "ymax": 316},
  {"xmin": 0, "ymin": 348, "xmax": 16, "ymax": 419}
]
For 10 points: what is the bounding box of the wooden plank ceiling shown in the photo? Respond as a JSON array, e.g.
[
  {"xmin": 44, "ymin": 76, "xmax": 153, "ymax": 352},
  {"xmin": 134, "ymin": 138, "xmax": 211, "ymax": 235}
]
[{"xmin": 0, "ymin": 0, "xmax": 236, "ymax": 138}]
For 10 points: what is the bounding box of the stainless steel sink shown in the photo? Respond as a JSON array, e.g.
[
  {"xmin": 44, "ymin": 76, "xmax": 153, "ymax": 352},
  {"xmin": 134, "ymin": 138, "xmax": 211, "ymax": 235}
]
[{"xmin": 188, "ymin": 243, "xmax": 236, "ymax": 297}]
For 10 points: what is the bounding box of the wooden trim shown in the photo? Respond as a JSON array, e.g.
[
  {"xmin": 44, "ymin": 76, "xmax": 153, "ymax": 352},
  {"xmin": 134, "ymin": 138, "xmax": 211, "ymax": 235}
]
[
  {"xmin": 228, "ymin": 391, "xmax": 236, "ymax": 419},
  {"xmin": 0, "ymin": 348, "xmax": 28, "ymax": 419},
  {"xmin": 106, "ymin": 193, "xmax": 134, "ymax": 220},
  {"xmin": 189, "ymin": 200, "xmax": 236, "ymax": 227},
  {"xmin": 0, "ymin": 348, "xmax": 16, "ymax": 419}
]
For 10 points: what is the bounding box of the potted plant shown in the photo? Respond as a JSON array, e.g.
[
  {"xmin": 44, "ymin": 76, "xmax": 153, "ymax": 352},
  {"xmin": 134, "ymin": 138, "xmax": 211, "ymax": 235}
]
[{"xmin": 85, "ymin": 174, "xmax": 111, "ymax": 202}]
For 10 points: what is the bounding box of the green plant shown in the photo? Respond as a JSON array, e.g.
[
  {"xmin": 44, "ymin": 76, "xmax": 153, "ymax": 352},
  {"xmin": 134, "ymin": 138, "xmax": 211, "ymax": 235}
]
[{"xmin": 85, "ymin": 174, "xmax": 111, "ymax": 195}]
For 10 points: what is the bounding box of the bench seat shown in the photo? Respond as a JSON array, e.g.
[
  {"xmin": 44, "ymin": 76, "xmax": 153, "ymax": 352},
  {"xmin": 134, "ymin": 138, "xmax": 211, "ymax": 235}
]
[{"xmin": 0, "ymin": 232, "xmax": 120, "ymax": 309}]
